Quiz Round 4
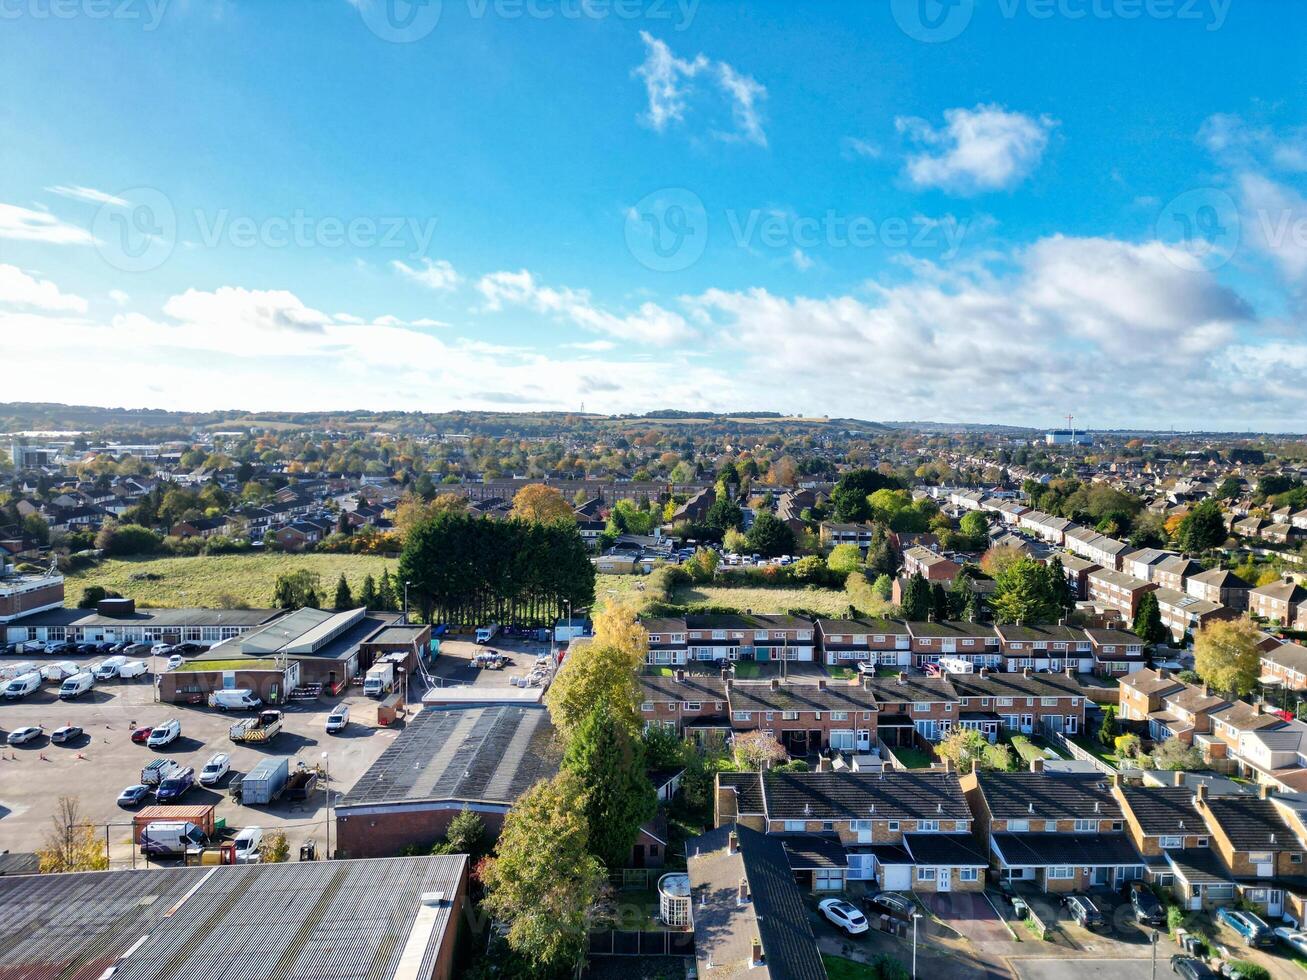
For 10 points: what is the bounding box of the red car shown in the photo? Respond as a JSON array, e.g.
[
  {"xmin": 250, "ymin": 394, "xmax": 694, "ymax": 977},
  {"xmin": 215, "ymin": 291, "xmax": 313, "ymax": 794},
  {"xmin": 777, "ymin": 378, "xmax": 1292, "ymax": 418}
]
[{"xmin": 131, "ymin": 725, "xmax": 153, "ymax": 744}]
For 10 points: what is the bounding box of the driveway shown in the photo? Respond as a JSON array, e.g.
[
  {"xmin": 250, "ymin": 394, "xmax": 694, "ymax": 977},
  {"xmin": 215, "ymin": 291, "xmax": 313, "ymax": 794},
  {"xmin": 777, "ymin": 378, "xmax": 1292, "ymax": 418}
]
[
  {"xmin": 919, "ymin": 890, "xmax": 1014, "ymax": 945},
  {"xmin": 1013, "ymin": 959, "xmax": 1166, "ymax": 980}
]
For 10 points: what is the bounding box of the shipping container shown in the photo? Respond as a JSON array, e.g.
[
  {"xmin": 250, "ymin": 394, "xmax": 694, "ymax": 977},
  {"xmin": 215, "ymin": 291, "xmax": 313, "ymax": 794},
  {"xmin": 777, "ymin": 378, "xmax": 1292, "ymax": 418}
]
[
  {"xmin": 241, "ymin": 757, "xmax": 289, "ymax": 805},
  {"xmin": 132, "ymin": 804, "xmax": 217, "ymax": 843}
]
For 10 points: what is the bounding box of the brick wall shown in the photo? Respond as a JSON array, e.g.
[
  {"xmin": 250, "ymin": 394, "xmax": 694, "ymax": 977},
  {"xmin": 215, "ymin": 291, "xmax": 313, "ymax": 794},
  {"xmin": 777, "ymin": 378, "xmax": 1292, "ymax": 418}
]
[{"xmin": 335, "ymin": 804, "xmax": 508, "ymax": 859}]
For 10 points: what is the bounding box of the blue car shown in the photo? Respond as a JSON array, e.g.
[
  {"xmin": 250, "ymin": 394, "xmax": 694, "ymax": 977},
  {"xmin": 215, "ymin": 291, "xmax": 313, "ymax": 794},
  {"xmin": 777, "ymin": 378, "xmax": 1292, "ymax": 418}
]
[
  {"xmin": 117, "ymin": 784, "xmax": 151, "ymax": 807},
  {"xmin": 156, "ymin": 767, "xmax": 195, "ymax": 803},
  {"xmin": 1216, "ymin": 906, "xmax": 1273, "ymax": 947}
]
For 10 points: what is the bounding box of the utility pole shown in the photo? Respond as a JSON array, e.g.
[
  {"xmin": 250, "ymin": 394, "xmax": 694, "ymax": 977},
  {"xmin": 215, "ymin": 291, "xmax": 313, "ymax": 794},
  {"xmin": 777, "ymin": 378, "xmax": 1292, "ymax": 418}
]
[{"xmin": 322, "ymin": 752, "xmax": 331, "ymax": 859}]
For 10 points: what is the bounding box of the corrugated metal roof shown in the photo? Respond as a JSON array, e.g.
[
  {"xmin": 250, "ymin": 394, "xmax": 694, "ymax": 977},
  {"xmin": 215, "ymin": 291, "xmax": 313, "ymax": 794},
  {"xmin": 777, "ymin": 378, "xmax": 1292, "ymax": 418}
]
[{"xmin": 0, "ymin": 857, "xmax": 466, "ymax": 980}]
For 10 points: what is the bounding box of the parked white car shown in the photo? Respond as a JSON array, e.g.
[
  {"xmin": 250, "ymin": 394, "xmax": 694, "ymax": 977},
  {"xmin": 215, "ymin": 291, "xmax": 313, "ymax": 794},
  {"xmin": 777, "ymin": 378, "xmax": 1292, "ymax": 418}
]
[
  {"xmin": 818, "ymin": 898, "xmax": 869, "ymax": 936},
  {"xmin": 325, "ymin": 704, "xmax": 350, "ymax": 733},
  {"xmin": 6, "ymin": 725, "xmax": 43, "ymax": 746},
  {"xmin": 166, "ymin": 654, "xmax": 184, "ymax": 671},
  {"xmin": 232, "ymin": 826, "xmax": 264, "ymax": 864}
]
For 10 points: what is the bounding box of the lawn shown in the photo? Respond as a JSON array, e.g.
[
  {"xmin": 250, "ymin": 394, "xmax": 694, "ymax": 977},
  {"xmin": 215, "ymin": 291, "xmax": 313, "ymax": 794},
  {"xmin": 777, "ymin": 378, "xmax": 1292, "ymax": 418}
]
[
  {"xmin": 669, "ymin": 583, "xmax": 852, "ymax": 616},
  {"xmin": 174, "ymin": 658, "xmax": 277, "ymax": 672},
  {"xmin": 1071, "ymin": 736, "xmax": 1122, "ymax": 768},
  {"xmin": 891, "ymin": 747, "xmax": 935, "ymax": 769},
  {"xmin": 64, "ymin": 553, "xmax": 399, "ymax": 609},
  {"xmin": 822, "ymin": 954, "xmax": 909, "ymax": 980}
]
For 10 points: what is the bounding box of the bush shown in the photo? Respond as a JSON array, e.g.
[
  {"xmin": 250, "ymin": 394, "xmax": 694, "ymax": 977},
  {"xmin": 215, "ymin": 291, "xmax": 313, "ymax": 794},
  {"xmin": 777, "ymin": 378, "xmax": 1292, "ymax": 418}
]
[
  {"xmin": 259, "ymin": 831, "xmax": 290, "ymax": 863},
  {"xmin": 873, "ymin": 955, "xmax": 910, "ymax": 980},
  {"xmin": 1227, "ymin": 962, "xmax": 1269, "ymax": 980},
  {"xmin": 1166, "ymin": 905, "xmax": 1185, "ymax": 934},
  {"xmin": 96, "ymin": 523, "xmax": 164, "ymax": 557},
  {"xmin": 1115, "ymin": 733, "xmax": 1141, "ymax": 759}
]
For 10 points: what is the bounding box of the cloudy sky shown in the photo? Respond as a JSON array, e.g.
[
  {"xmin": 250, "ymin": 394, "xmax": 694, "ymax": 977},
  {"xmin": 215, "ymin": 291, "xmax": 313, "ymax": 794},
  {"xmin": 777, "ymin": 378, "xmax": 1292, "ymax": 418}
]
[{"xmin": 1, "ymin": 0, "xmax": 1305, "ymax": 430}]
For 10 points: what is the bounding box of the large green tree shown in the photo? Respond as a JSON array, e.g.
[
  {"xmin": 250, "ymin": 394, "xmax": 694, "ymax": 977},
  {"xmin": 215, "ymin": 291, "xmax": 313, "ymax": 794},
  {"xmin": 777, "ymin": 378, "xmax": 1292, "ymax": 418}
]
[
  {"xmin": 899, "ymin": 571, "xmax": 931, "ymax": 621},
  {"xmin": 1133, "ymin": 591, "xmax": 1168, "ymax": 646},
  {"xmin": 1176, "ymin": 499, "xmax": 1227, "ymax": 553},
  {"xmin": 562, "ymin": 698, "xmax": 657, "ymax": 869},
  {"xmin": 1194, "ymin": 617, "xmax": 1261, "ymax": 696},
  {"xmin": 706, "ymin": 497, "xmax": 744, "ymax": 532},
  {"xmin": 481, "ymin": 772, "xmax": 604, "ymax": 975},
  {"xmin": 830, "ymin": 469, "xmax": 900, "ymax": 522},
  {"xmin": 990, "ymin": 557, "xmax": 1057, "ymax": 625},
  {"xmin": 746, "ymin": 512, "xmax": 795, "ymax": 557}
]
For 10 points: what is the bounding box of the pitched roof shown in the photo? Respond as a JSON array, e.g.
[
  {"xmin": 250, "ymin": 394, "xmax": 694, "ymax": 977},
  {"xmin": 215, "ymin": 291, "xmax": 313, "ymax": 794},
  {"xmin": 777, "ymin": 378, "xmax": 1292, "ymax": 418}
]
[
  {"xmin": 904, "ymin": 833, "xmax": 989, "ymax": 866},
  {"xmin": 991, "ymin": 832, "xmax": 1141, "ymax": 867},
  {"xmin": 978, "ymin": 772, "xmax": 1120, "ymax": 821},
  {"xmin": 1203, "ymin": 796, "xmax": 1299, "ymax": 851},
  {"xmin": 1117, "ymin": 785, "xmax": 1201, "ymax": 835},
  {"xmin": 760, "ymin": 771, "xmax": 970, "ymax": 822},
  {"xmin": 687, "ymin": 825, "xmax": 827, "ymax": 980},
  {"xmin": 728, "ymin": 681, "xmax": 874, "ymax": 714}
]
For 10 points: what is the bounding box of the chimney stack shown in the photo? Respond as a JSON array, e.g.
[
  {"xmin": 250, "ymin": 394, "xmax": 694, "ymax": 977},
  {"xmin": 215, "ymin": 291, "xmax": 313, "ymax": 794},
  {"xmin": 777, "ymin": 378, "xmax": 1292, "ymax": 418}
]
[
  {"xmin": 897, "ymin": 671, "xmax": 907, "ymax": 685},
  {"xmin": 676, "ymin": 668, "xmax": 686, "ymax": 683},
  {"xmin": 1064, "ymin": 665, "xmax": 1075, "ymax": 678},
  {"xmin": 817, "ymin": 756, "xmax": 833, "ymax": 772},
  {"xmin": 1158, "ymin": 667, "xmax": 1170, "ymax": 680},
  {"xmin": 737, "ymin": 877, "xmax": 750, "ymax": 903},
  {"xmin": 1029, "ymin": 757, "xmax": 1045, "ymax": 773},
  {"xmin": 1023, "ymin": 667, "xmax": 1033, "ymax": 678},
  {"xmin": 727, "ymin": 830, "xmax": 739, "ymax": 855},
  {"xmin": 1196, "ymin": 783, "xmax": 1209, "ymax": 803},
  {"xmin": 1259, "ymin": 783, "xmax": 1273, "ymax": 800},
  {"xmin": 770, "ymin": 677, "xmax": 780, "ymax": 691},
  {"xmin": 750, "ymin": 938, "xmax": 765, "ymax": 967},
  {"xmin": 979, "ymin": 667, "xmax": 990, "ymax": 678},
  {"xmin": 721, "ymin": 666, "xmax": 731, "ymax": 683},
  {"xmin": 1111, "ymin": 773, "xmax": 1123, "ymax": 788},
  {"xmin": 818, "ymin": 679, "xmax": 827, "ymax": 691},
  {"xmin": 1173, "ymin": 770, "xmax": 1186, "ymax": 787}
]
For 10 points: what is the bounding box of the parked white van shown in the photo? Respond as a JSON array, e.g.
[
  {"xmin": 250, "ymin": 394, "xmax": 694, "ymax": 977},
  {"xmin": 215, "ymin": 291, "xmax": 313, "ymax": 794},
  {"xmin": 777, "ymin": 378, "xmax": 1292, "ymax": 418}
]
[
  {"xmin": 41, "ymin": 661, "xmax": 81, "ymax": 682},
  {"xmin": 140, "ymin": 820, "xmax": 207, "ymax": 857},
  {"xmin": 118, "ymin": 659, "xmax": 150, "ymax": 679},
  {"xmin": 208, "ymin": 689, "xmax": 262, "ymax": 711},
  {"xmin": 92, "ymin": 656, "xmax": 128, "ymax": 680},
  {"xmin": 59, "ymin": 671, "xmax": 95, "ymax": 700},
  {"xmin": 0, "ymin": 661, "xmax": 38, "ymax": 681},
  {"xmin": 232, "ymin": 826, "xmax": 264, "ymax": 863},
  {"xmin": 3, "ymin": 672, "xmax": 42, "ymax": 699}
]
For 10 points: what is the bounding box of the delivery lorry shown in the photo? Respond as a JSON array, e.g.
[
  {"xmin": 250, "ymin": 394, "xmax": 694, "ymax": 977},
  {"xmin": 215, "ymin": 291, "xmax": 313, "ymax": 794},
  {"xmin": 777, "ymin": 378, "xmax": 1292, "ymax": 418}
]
[
  {"xmin": 229, "ymin": 709, "xmax": 283, "ymax": 743},
  {"xmin": 364, "ymin": 662, "xmax": 395, "ymax": 698},
  {"xmin": 241, "ymin": 757, "xmax": 289, "ymax": 806}
]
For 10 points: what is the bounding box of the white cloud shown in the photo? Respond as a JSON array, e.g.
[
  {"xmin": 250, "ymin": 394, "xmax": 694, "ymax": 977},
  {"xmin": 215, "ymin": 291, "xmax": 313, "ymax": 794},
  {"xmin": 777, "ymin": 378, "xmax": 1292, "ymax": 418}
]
[
  {"xmin": 46, "ymin": 185, "xmax": 129, "ymax": 207},
  {"xmin": 0, "ymin": 202, "xmax": 96, "ymax": 245},
  {"xmin": 715, "ymin": 62, "xmax": 767, "ymax": 148},
  {"xmin": 0, "ymin": 264, "xmax": 88, "ymax": 312},
  {"xmin": 790, "ymin": 248, "xmax": 813, "ymax": 271},
  {"xmin": 841, "ymin": 137, "xmax": 881, "ymax": 160},
  {"xmin": 898, "ymin": 105, "xmax": 1056, "ymax": 195},
  {"xmin": 634, "ymin": 33, "xmax": 766, "ymax": 147},
  {"xmin": 633, "ymin": 31, "xmax": 707, "ymax": 131},
  {"xmin": 563, "ymin": 339, "xmax": 617, "ymax": 351},
  {"xmin": 391, "ymin": 257, "xmax": 461, "ymax": 292},
  {"xmin": 108, "ymin": 289, "xmax": 130, "ymax": 306},
  {"xmin": 477, "ymin": 269, "xmax": 694, "ymax": 345}
]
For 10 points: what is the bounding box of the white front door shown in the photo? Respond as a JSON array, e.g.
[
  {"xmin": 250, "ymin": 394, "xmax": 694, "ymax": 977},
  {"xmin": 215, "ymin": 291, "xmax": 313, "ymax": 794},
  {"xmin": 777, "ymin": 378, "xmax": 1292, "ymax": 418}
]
[
  {"xmin": 857, "ymin": 730, "xmax": 871, "ymax": 751},
  {"xmin": 937, "ymin": 867, "xmax": 951, "ymax": 892}
]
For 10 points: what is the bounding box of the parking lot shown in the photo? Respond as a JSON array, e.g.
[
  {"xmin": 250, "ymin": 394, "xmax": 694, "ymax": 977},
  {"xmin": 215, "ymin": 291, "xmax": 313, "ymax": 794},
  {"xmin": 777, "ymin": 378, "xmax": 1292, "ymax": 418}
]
[
  {"xmin": 1, "ymin": 652, "xmax": 397, "ymax": 865},
  {"xmin": 429, "ymin": 634, "xmax": 554, "ymax": 690}
]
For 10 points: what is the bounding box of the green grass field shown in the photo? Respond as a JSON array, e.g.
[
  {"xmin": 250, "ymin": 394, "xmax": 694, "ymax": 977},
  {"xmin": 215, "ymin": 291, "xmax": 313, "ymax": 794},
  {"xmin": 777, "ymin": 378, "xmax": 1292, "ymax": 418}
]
[
  {"xmin": 669, "ymin": 583, "xmax": 852, "ymax": 616},
  {"xmin": 64, "ymin": 553, "xmax": 398, "ymax": 609}
]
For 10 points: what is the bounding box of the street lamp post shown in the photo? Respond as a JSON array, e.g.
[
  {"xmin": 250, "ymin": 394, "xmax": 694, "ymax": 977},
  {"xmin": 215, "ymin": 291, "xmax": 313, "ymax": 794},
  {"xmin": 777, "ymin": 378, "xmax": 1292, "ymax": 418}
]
[
  {"xmin": 911, "ymin": 912, "xmax": 922, "ymax": 979},
  {"xmin": 321, "ymin": 751, "xmax": 330, "ymax": 860},
  {"xmin": 403, "ymin": 580, "xmax": 411, "ymax": 623}
]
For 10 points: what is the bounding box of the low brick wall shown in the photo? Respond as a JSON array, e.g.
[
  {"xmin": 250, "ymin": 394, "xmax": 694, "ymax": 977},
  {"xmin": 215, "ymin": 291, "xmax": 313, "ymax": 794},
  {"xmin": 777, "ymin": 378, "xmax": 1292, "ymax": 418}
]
[{"xmin": 335, "ymin": 803, "xmax": 508, "ymax": 859}]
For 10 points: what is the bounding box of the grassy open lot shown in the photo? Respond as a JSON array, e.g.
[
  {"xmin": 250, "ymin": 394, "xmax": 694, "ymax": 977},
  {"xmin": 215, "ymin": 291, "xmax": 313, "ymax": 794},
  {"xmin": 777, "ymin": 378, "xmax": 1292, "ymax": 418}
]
[
  {"xmin": 64, "ymin": 553, "xmax": 398, "ymax": 609},
  {"xmin": 670, "ymin": 583, "xmax": 852, "ymax": 616}
]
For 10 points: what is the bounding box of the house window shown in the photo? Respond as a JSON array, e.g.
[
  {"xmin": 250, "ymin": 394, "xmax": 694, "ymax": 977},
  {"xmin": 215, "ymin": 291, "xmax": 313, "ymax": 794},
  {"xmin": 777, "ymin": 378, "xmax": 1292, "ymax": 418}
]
[
  {"xmin": 998, "ymin": 697, "xmax": 1013, "ymax": 707},
  {"xmin": 648, "ymin": 634, "xmax": 661, "ymax": 643},
  {"xmin": 1041, "ymin": 698, "xmax": 1058, "ymax": 707},
  {"xmin": 1047, "ymin": 867, "xmax": 1074, "ymax": 880},
  {"xmin": 960, "ymin": 868, "xmax": 979, "ymax": 882},
  {"xmin": 917, "ymin": 820, "xmax": 939, "ymax": 833},
  {"xmin": 641, "ymin": 701, "xmax": 654, "ymax": 712},
  {"xmin": 917, "ymin": 867, "xmax": 936, "ymax": 881},
  {"xmin": 782, "ymin": 711, "xmax": 798, "ymax": 721},
  {"xmin": 1160, "ymin": 836, "xmax": 1182, "ymax": 849},
  {"xmin": 1292, "ymin": 854, "xmax": 1303, "ymax": 864},
  {"xmin": 850, "ymin": 820, "xmax": 871, "ymax": 832},
  {"xmin": 913, "ymin": 702, "xmax": 931, "ymax": 712},
  {"xmin": 887, "ymin": 820, "xmax": 900, "ymax": 832},
  {"xmin": 784, "ymin": 820, "xmax": 806, "ymax": 832},
  {"xmin": 733, "ymin": 711, "xmax": 752, "ymax": 722},
  {"xmin": 1073, "ymin": 820, "xmax": 1096, "ymax": 833},
  {"xmin": 831, "ymin": 711, "xmax": 848, "ymax": 721},
  {"xmin": 1196, "ymin": 837, "xmax": 1209, "ymax": 848},
  {"xmin": 685, "ymin": 702, "xmax": 701, "ymax": 711},
  {"xmin": 1007, "ymin": 820, "xmax": 1029, "ymax": 833}
]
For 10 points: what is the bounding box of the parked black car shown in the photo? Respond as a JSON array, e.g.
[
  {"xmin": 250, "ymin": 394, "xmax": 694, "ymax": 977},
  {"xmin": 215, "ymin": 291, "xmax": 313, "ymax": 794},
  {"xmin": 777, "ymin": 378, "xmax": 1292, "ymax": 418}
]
[
  {"xmin": 1126, "ymin": 881, "xmax": 1165, "ymax": 927},
  {"xmin": 1063, "ymin": 894, "xmax": 1105, "ymax": 930},
  {"xmin": 1171, "ymin": 955, "xmax": 1217, "ymax": 979}
]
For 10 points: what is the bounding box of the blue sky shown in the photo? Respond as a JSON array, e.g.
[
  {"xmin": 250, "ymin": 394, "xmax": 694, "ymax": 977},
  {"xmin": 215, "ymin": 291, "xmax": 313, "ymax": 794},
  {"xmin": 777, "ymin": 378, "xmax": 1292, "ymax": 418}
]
[{"xmin": 2, "ymin": 0, "xmax": 1305, "ymax": 429}]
